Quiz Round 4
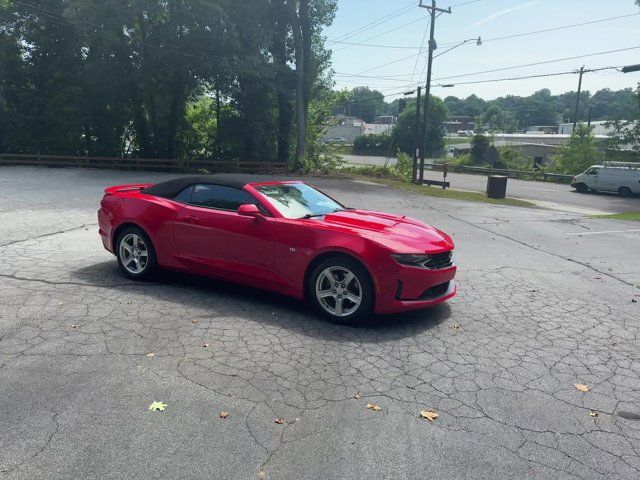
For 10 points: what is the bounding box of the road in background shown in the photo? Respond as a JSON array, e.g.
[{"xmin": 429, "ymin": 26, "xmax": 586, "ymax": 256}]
[{"xmin": 341, "ymin": 154, "xmax": 640, "ymax": 214}]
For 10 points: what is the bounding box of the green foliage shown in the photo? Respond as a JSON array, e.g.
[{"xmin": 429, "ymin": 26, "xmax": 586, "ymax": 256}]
[
  {"xmin": 0, "ymin": 0, "xmax": 338, "ymax": 166},
  {"xmin": 446, "ymin": 88, "xmax": 636, "ymax": 131},
  {"xmin": 496, "ymin": 145, "xmax": 532, "ymax": 171},
  {"xmin": 470, "ymin": 134, "xmax": 492, "ymax": 164},
  {"xmin": 336, "ymin": 87, "xmax": 386, "ymax": 122},
  {"xmin": 353, "ymin": 133, "xmax": 394, "ymax": 156},
  {"xmin": 605, "ymin": 84, "xmax": 640, "ymax": 159},
  {"xmin": 393, "ymin": 151, "xmax": 413, "ymax": 181},
  {"xmin": 554, "ymin": 123, "xmax": 601, "ymax": 174},
  {"xmin": 393, "ymin": 96, "xmax": 448, "ymax": 158}
]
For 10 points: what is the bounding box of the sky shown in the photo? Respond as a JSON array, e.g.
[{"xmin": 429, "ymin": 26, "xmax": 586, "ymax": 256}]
[{"xmin": 324, "ymin": 0, "xmax": 640, "ymax": 102}]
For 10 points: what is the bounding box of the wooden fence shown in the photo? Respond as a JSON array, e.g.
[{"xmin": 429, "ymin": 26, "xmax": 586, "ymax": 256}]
[{"xmin": 0, "ymin": 153, "xmax": 288, "ymax": 174}]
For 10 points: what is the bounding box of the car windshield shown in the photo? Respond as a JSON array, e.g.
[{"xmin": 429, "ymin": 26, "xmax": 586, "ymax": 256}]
[{"xmin": 256, "ymin": 183, "xmax": 344, "ymax": 219}]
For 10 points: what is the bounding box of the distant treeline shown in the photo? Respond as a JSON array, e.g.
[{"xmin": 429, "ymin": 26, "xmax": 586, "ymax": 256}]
[{"xmin": 0, "ymin": 0, "xmax": 337, "ymax": 166}]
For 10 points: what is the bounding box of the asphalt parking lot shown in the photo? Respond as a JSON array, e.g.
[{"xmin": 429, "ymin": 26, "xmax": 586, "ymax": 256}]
[{"xmin": 2, "ymin": 166, "xmax": 640, "ymax": 480}]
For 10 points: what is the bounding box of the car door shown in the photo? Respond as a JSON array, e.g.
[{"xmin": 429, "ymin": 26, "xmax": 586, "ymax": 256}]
[
  {"xmin": 173, "ymin": 184, "xmax": 278, "ymax": 286},
  {"xmin": 585, "ymin": 167, "xmax": 599, "ymax": 189}
]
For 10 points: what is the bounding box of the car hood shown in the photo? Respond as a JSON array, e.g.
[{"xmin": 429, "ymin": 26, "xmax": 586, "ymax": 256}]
[{"xmin": 322, "ymin": 210, "xmax": 454, "ymax": 253}]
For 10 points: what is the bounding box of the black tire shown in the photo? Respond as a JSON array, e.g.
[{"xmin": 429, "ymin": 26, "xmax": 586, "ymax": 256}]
[
  {"xmin": 618, "ymin": 186, "xmax": 632, "ymax": 197},
  {"xmin": 575, "ymin": 183, "xmax": 588, "ymax": 193},
  {"xmin": 115, "ymin": 226, "xmax": 157, "ymax": 280},
  {"xmin": 308, "ymin": 256, "xmax": 375, "ymax": 324}
]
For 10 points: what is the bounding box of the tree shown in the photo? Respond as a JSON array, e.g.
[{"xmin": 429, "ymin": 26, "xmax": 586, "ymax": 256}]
[
  {"xmin": 339, "ymin": 87, "xmax": 385, "ymax": 123},
  {"xmin": 393, "ymin": 96, "xmax": 448, "ymax": 157},
  {"xmin": 554, "ymin": 123, "xmax": 601, "ymax": 174},
  {"xmin": 470, "ymin": 134, "xmax": 492, "ymax": 165}
]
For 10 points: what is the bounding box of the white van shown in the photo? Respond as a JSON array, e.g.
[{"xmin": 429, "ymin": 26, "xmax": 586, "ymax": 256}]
[{"xmin": 571, "ymin": 162, "xmax": 640, "ymax": 197}]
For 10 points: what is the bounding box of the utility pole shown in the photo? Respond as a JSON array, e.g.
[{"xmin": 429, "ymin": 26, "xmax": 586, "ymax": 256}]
[
  {"xmin": 418, "ymin": 0, "xmax": 451, "ymax": 184},
  {"xmin": 413, "ymin": 87, "xmax": 421, "ymax": 183},
  {"xmin": 572, "ymin": 65, "xmax": 585, "ymax": 132}
]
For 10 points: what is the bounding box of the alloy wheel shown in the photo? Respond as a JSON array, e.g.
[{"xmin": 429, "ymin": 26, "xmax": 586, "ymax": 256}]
[
  {"xmin": 315, "ymin": 266, "xmax": 362, "ymax": 317},
  {"xmin": 119, "ymin": 233, "xmax": 149, "ymax": 275}
]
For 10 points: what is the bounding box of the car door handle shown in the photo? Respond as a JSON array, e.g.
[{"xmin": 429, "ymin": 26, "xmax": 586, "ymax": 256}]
[{"xmin": 184, "ymin": 216, "xmax": 200, "ymax": 225}]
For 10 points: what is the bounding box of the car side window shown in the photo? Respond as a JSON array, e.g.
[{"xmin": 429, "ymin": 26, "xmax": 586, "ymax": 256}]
[
  {"xmin": 173, "ymin": 186, "xmax": 193, "ymax": 203},
  {"xmin": 586, "ymin": 168, "xmax": 598, "ymax": 175},
  {"xmin": 189, "ymin": 184, "xmax": 258, "ymax": 211}
]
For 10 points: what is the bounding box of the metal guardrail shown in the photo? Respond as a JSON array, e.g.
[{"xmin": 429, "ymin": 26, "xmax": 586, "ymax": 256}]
[
  {"xmin": 0, "ymin": 153, "xmax": 288, "ymax": 174},
  {"xmin": 425, "ymin": 163, "xmax": 574, "ymax": 183}
]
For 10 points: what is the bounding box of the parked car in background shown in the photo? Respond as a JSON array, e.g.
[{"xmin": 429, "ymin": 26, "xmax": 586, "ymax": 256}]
[
  {"xmin": 98, "ymin": 175, "xmax": 457, "ymax": 323},
  {"xmin": 571, "ymin": 162, "xmax": 640, "ymax": 196},
  {"xmin": 327, "ymin": 136, "xmax": 347, "ymax": 144}
]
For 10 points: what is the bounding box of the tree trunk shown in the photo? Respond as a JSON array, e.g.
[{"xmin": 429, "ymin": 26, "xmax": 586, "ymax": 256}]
[
  {"xmin": 272, "ymin": 4, "xmax": 294, "ymax": 164},
  {"xmin": 300, "ymin": 0, "xmax": 312, "ymax": 117},
  {"xmin": 131, "ymin": 88, "xmax": 152, "ymax": 157},
  {"xmin": 166, "ymin": 73, "xmax": 184, "ymax": 159},
  {"xmin": 289, "ymin": 1, "xmax": 306, "ymax": 169}
]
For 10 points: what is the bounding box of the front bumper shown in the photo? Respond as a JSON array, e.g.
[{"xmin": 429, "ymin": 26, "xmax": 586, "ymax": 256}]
[{"xmin": 373, "ymin": 261, "xmax": 457, "ymax": 314}]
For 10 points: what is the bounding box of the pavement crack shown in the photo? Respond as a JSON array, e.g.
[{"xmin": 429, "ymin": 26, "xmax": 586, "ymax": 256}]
[{"xmin": 0, "ymin": 223, "xmax": 97, "ymax": 247}]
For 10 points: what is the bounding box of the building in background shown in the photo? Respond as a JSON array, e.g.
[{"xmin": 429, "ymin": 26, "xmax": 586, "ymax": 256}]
[
  {"xmin": 558, "ymin": 121, "xmax": 617, "ymax": 136},
  {"xmin": 444, "ymin": 116, "xmax": 475, "ymax": 134}
]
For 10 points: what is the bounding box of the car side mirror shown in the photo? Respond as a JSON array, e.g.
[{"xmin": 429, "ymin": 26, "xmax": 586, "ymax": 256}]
[{"xmin": 237, "ymin": 204, "xmax": 261, "ymax": 217}]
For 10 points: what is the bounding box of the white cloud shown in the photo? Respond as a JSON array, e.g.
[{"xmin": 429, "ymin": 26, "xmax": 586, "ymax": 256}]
[{"xmin": 467, "ymin": 2, "xmax": 537, "ymax": 30}]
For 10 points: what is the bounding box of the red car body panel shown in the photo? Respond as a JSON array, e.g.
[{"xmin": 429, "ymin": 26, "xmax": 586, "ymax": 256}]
[{"xmin": 98, "ymin": 180, "xmax": 457, "ymax": 314}]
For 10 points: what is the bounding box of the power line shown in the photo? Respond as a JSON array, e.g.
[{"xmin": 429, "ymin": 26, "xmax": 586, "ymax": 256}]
[
  {"xmin": 433, "ymin": 45, "xmax": 640, "ymax": 81},
  {"xmin": 434, "ymin": 65, "xmax": 621, "ymax": 87},
  {"xmin": 327, "ymin": 1, "xmax": 415, "ymax": 43},
  {"xmin": 330, "ymin": 12, "xmax": 639, "ymax": 51},
  {"xmin": 331, "ymin": 16, "xmax": 426, "ymax": 54},
  {"xmin": 439, "ymin": 12, "xmax": 640, "ymax": 46},
  {"xmin": 409, "ymin": 15, "xmax": 431, "ymax": 83}
]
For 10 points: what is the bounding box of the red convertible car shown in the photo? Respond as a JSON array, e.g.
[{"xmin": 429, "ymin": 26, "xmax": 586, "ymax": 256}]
[{"xmin": 98, "ymin": 175, "xmax": 457, "ymax": 322}]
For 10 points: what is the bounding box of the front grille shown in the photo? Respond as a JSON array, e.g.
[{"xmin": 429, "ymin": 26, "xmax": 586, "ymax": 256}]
[
  {"xmin": 422, "ymin": 251, "xmax": 453, "ymax": 270},
  {"xmin": 418, "ymin": 281, "xmax": 451, "ymax": 300}
]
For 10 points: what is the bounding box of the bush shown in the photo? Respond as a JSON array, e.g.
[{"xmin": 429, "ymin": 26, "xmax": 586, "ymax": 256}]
[
  {"xmin": 353, "ymin": 133, "xmax": 395, "ymax": 156},
  {"xmin": 393, "ymin": 151, "xmax": 413, "ymax": 181},
  {"xmin": 554, "ymin": 123, "xmax": 601, "ymax": 174}
]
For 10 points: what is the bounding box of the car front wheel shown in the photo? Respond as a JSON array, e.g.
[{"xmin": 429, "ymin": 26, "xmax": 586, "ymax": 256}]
[
  {"xmin": 309, "ymin": 257, "xmax": 374, "ymax": 323},
  {"xmin": 115, "ymin": 226, "xmax": 157, "ymax": 279}
]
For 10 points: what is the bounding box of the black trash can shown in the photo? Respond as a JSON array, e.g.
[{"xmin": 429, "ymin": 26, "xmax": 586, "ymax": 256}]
[{"xmin": 486, "ymin": 175, "xmax": 508, "ymax": 199}]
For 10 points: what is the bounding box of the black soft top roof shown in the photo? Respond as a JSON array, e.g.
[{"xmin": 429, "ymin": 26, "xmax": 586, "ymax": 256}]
[{"xmin": 141, "ymin": 174, "xmax": 296, "ymax": 198}]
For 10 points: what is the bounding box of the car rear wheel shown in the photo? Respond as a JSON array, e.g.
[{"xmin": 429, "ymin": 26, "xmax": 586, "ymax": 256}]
[
  {"xmin": 575, "ymin": 183, "xmax": 588, "ymax": 193},
  {"xmin": 618, "ymin": 186, "xmax": 632, "ymax": 197},
  {"xmin": 116, "ymin": 226, "xmax": 157, "ymax": 279},
  {"xmin": 309, "ymin": 257, "xmax": 374, "ymax": 324}
]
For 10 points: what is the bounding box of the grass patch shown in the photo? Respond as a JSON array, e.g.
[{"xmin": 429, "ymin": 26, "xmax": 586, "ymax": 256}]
[
  {"xmin": 445, "ymin": 137, "xmax": 470, "ymax": 145},
  {"xmin": 592, "ymin": 212, "xmax": 640, "ymax": 221},
  {"xmin": 335, "ymin": 166, "xmax": 535, "ymax": 208}
]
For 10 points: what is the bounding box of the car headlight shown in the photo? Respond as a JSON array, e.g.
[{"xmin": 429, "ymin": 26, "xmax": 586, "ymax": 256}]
[{"xmin": 391, "ymin": 254, "xmax": 431, "ymax": 266}]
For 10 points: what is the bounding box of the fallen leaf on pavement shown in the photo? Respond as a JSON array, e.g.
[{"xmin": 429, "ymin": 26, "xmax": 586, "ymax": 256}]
[
  {"xmin": 145, "ymin": 352, "xmax": 155, "ymax": 358},
  {"xmin": 274, "ymin": 418, "xmax": 285, "ymax": 425},
  {"xmin": 590, "ymin": 411, "xmax": 598, "ymax": 417},
  {"xmin": 574, "ymin": 384, "xmax": 590, "ymax": 392},
  {"xmin": 202, "ymin": 343, "xmax": 209, "ymax": 348},
  {"xmin": 192, "ymin": 319, "xmax": 198, "ymax": 324},
  {"xmin": 71, "ymin": 325, "xmax": 78, "ymax": 328},
  {"xmin": 366, "ymin": 403, "xmax": 381, "ymax": 411},
  {"xmin": 420, "ymin": 410, "xmax": 439, "ymax": 422},
  {"xmin": 148, "ymin": 401, "xmax": 167, "ymax": 412},
  {"xmin": 354, "ymin": 393, "xmax": 361, "ymax": 399},
  {"xmin": 453, "ymin": 323, "xmax": 460, "ymax": 330},
  {"xmin": 219, "ymin": 411, "xmax": 229, "ymax": 418},
  {"xmin": 258, "ymin": 470, "xmax": 266, "ymax": 479}
]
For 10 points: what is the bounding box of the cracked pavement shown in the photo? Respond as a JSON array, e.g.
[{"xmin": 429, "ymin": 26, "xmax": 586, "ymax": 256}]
[{"xmin": 1, "ymin": 166, "xmax": 640, "ymax": 479}]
